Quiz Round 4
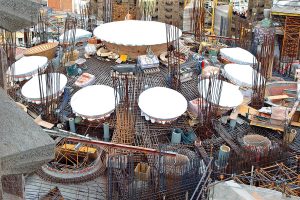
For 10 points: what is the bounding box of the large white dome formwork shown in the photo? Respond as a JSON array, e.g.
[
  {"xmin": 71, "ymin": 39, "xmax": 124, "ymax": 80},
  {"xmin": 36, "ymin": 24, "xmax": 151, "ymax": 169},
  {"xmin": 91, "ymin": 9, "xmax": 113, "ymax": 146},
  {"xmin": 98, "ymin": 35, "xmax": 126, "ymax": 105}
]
[
  {"xmin": 223, "ymin": 63, "xmax": 265, "ymax": 88},
  {"xmin": 138, "ymin": 87, "xmax": 187, "ymax": 124},
  {"xmin": 198, "ymin": 80, "xmax": 244, "ymax": 109},
  {"xmin": 93, "ymin": 20, "xmax": 182, "ymax": 58},
  {"xmin": 71, "ymin": 85, "xmax": 119, "ymax": 121},
  {"xmin": 21, "ymin": 73, "xmax": 67, "ymax": 104},
  {"xmin": 220, "ymin": 47, "xmax": 257, "ymax": 65},
  {"xmin": 59, "ymin": 28, "xmax": 92, "ymax": 43},
  {"xmin": 7, "ymin": 56, "xmax": 48, "ymax": 81}
]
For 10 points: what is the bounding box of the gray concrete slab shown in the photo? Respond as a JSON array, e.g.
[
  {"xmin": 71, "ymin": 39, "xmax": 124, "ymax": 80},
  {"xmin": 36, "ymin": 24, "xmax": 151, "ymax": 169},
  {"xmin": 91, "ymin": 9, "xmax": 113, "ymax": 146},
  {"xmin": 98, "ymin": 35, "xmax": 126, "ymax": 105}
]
[
  {"xmin": 25, "ymin": 174, "xmax": 107, "ymax": 200},
  {"xmin": 0, "ymin": 88, "xmax": 54, "ymax": 159},
  {"xmin": 209, "ymin": 180, "xmax": 300, "ymax": 200},
  {"xmin": 0, "ymin": 88, "xmax": 55, "ymax": 200},
  {"xmin": 0, "ymin": 0, "xmax": 40, "ymax": 32}
]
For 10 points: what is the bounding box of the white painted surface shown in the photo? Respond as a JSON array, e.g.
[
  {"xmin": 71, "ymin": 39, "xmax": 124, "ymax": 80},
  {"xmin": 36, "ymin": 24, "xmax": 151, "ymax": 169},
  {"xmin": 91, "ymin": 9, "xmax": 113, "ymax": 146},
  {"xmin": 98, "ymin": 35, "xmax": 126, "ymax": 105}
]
[
  {"xmin": 7, "ymin": 56, "xmax": 48, "ymax": 80},
  {"xmin": 71, "ymin": 85, "xmax": 118, "ymax": 120},
  {"xmin": 209, "ymin": 180, "xmax": 300, "ymax": 200},
  {"xmin": 59, "ymin": 28, "xmax": 92, "ymax": 43},
  {"xmin": 138, "ymin": 87, "xmax": 187, "ymax": 121},
  {"xmin": 198, "ymin": 80, "xmax": 243, "ymax": 108},
  {"xmin": 21, "ymin": 73, "xmax": 67, "ymax": 102},
  {"xmin": 220, "ymin": 47, "xmax": 257, "ymax": 65},
  {"xmin": 224, "ymin": 63, "xmax": 264, "ymax": 88},
  {"xmin": 93, "ymin": 20, "xmax": 182, "ymax": 46}
]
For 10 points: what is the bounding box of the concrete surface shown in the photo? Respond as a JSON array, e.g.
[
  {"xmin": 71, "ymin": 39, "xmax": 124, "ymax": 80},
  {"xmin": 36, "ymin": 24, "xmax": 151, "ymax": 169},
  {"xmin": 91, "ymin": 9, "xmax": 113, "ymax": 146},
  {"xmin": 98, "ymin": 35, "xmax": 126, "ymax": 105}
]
[
  {"xmin": 25, "ymin": 174, "xmax": 107, "ymax": 200},
  {"xmin": 0, "ymin": 87, "xmax": 55, "ymax": 199},
  {"xmin": 209, "ymin": 180, "xmax": 300, "ymax": 200},
  {"xmin": 0, "ymin": 0, "xmax": 40, "ymax": 32}
]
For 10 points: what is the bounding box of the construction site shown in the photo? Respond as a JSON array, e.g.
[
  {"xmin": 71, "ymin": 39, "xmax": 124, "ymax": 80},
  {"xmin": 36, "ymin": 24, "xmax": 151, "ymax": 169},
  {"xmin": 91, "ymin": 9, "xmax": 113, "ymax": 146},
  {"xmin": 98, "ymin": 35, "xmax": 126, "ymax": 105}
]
[{"xmin": 0, "ymin": 0, "xmax": 300, "ymax": 199}]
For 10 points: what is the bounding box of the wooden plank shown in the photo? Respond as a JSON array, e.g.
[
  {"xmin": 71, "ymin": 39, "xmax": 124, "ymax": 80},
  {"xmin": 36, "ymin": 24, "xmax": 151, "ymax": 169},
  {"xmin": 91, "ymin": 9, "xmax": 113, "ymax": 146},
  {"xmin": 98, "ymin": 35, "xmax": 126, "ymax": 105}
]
[
  {"xmin": 266, "ymin": 94, "xmax": 289, "ymax": 100},
  {"xmin": 238, "ymin": 105, "xmax": 258, "ymax": 117},
  {"xmin": 61, "ymin": 144, "xmax": 97, "ymax": 153},
  {"xmin": 231, "ymin": 96, "xmax": 251, "ymax": 119},
  {"xmin": 288, "ymin": 100, "xmax": 300, "ymax": 121},
  {"xmin": 291, "ymin": 121, "xmax": 300, "ymax": 127},
  {"xmin": 229, "ymin": 107, "xmax": 239, "ymax": 120},
  {"xmin": 34, "ymin": 115, "xmax": 54, "ymax": 129},
  {"xmin": 15, "ymin": 102, "xmax": 27, "ymax": 112},
  {"xmin": 250, "ymin": 120, "xmax": 284, "ymax": 132}
]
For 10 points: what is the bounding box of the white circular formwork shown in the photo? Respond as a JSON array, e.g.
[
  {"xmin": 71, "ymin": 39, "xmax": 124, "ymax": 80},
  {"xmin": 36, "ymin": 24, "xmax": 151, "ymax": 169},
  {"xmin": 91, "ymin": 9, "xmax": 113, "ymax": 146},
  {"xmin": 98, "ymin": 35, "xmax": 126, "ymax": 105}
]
[
  {"xmin": 59, "ymin": 28, "xmax": 92, "ymax": 43},
  {"xmin": 198, "ymin": 80, "xmax": 243, "ymax": 109},
  {"xmin": 220, "ymin": 47, "xmax": 257, "ymax": 65},
  {"xmin": 21, "ymin": 73, "xmax": 67, "ymax": 104},
  {"xmin": 138, "ymin": 87, "xmax": 187, "ymax": 124},
  {"xmin": 93, "ymin": 20, "xmax": 182, "ymax": 46},
  {"xmin": 70, "ymin": 85, "xmax": 119, "ymax": 121},
  {"xmin": 243, "ymin": 134, "xmax": 271, "ymax": 148},
  {"xmin": 7, "ymin": 56, "xmax": 48, "ymax": 81},
  {"xmin": 223, "ymin": 63, "xmax": 265, "ymax": 88}
]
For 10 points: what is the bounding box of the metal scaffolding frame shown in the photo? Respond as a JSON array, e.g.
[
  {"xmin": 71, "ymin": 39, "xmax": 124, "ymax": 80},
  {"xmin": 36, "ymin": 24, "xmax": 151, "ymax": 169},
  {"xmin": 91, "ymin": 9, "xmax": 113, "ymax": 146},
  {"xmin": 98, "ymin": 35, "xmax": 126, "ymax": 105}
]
[
  {"xmin": 233, "ymin": 159, "xmax": 300, "ymax": 197},
  {"xmin": 280, "ymin": 16, "xmax": 300, "ymax": 76}
]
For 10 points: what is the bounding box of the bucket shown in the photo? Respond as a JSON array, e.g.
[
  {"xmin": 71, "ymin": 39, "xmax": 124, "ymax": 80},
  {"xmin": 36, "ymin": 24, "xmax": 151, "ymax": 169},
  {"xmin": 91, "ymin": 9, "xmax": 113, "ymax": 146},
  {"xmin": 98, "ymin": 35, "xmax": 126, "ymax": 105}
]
[
  {"xmin": 103, "ymin": 122, "xmax": 110, "ymax": 142},
  {"xmin": 216, "ymin": 145, "xmax": 230, "ymax": 168},
  {"xmin": 66, "ymin": 62, "xmax": 77, "ymax": 77},
  {"xmin": 69, "ymin": 118, "xmax": 76, "ymax": 133},
  {"xmin": 171, "ymin": 128, "xmax": 183, "ymax": 144}
]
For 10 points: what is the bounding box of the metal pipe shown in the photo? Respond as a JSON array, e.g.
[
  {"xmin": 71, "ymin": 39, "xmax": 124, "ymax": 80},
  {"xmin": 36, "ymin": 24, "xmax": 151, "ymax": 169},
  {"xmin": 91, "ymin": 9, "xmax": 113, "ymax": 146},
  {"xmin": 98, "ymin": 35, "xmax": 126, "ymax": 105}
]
[
  {"xmin": 44, "ymin": 129, "xmax": 176, "ymax": 157},
  {"xmin": 67, "ymin": 136, "xmax": 177, "ymax": 157}
]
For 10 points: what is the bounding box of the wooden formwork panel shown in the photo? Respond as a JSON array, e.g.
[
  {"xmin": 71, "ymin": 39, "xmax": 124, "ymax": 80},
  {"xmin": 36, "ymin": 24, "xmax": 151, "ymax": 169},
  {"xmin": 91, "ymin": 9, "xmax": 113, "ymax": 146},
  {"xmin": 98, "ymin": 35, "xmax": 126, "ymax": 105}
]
[{"xmin": 104, "ymin": 42, "xmax": 167, "ymax": 59}]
